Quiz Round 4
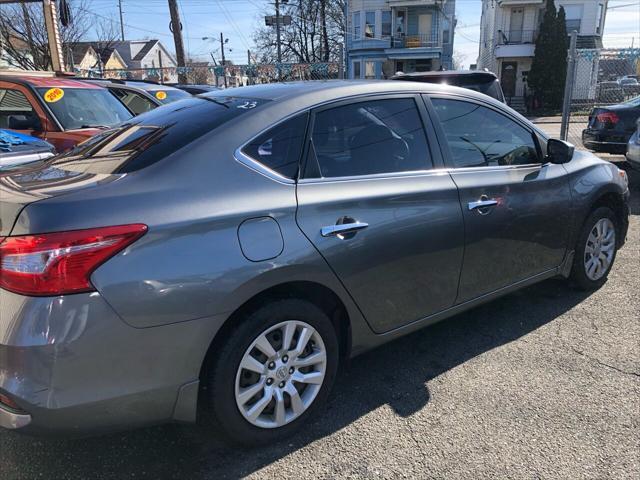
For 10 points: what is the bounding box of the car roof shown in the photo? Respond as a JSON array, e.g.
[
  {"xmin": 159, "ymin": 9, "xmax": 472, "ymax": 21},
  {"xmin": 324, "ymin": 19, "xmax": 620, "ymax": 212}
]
[
  {"xmin": 391, "ymin": 70, "xmax": 499, "ymax": 81},
  {"xmin": 74, "ymin": 78, "xmax": 182, "ymax": 92},
  {"xmin": 209, "ymin": 79, "xmax": 496, "ymax": 103},
  {"xmin": 120, "ymin": 81, "xmax": 182, "ymax": 92},
  {"xmin": 0, "ymin": 75, "xmax": 103, "ymax": 89}
]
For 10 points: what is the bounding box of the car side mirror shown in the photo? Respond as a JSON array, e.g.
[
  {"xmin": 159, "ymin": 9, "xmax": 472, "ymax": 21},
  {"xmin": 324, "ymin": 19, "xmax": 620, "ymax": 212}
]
[
  {"xmin": 8, "ymin": 114, "xmax": 41, "ymax": 131},
  {"xmin": 546, "ymin": 138, "xmax": 574, "ymax": 164}
]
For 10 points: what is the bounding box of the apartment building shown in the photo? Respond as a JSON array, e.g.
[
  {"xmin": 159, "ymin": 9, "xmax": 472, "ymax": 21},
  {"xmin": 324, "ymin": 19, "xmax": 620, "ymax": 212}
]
[
  {"xmin": 346, "ymin": 0, "xmax": 456, "ymax": 79},
  {"xmin": 478, "ymin": 0, "xmax": 608, "ymax": 106}
]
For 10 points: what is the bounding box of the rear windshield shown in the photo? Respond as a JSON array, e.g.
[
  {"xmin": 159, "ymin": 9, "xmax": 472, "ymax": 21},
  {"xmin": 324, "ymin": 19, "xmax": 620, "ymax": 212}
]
[
  {"xmin": 37, "ymin": 87, "xmax": 132, "ymax": 129},
  {"xmin": 49, "ymin": 96, "xmax": 267, "ymax": 174},
  {"xmin": 399, "ymin": 76, "xmax": 505, "ymax": 102}
]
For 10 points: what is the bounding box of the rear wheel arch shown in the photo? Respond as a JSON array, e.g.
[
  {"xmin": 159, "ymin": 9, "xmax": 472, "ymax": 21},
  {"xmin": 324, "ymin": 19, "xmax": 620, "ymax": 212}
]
[{"xmin": 198, "ymin": 281, "xmax": 352, "ymax": 386}]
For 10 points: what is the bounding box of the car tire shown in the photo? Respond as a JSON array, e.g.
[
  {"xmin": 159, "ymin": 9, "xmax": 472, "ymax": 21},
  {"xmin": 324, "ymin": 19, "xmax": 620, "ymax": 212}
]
[
  {"xmin": 203, "ymin": 298, "xmax": 339, "ymax": 446},
  {"xmin": 569, "ymin": 206, "xmax": 619, "ymax": 291}
]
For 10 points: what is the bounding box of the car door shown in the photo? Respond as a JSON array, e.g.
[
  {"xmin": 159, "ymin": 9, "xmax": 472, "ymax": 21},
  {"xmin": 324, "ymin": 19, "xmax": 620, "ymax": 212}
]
[
  {"xmin": 426, "ymin": 95, "xmax": 572, "ymax": 303},
  {"xmin": 296, "ymin": 95, "xmax": 465, "ymax": 334}
]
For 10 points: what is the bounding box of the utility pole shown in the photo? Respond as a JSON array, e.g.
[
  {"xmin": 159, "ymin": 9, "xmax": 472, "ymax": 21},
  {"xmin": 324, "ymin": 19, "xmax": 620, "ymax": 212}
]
[
  {"xmin": 168, "ymin": 0, "xmax": 187, "ymax": 83},
  {"xmin": 275, "ymin": 0, "xmax": 281, "ymax": 63},
  {"xmin": 118, "ymin": 0, "xmax": 125, "ymax": 41},
  {"xmin": 220, "ymin": 32, "xmax": 227, "ymax": 88}
]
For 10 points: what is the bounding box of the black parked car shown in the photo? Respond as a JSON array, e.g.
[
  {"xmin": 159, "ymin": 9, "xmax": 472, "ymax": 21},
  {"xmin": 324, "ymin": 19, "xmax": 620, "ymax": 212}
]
[
  {"xmin": 392, "ymin": 70, "xmax": 506, "ymax": 103},
  {"xmin": 77, "ymin": 78, "xmax": 192, "ymax": 115},
  {"xmin": 171, "ymin": 84, "xmax": 221, "ymax": 94},
  {"xmin": 582, "ymin": 95, "xmax": 640, "ymax": 153}
]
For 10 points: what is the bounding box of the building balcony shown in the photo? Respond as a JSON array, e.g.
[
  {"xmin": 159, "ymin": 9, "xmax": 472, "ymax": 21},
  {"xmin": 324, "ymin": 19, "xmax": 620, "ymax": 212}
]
[
  {"xmin": 496, "ymin": 29, "xmax": 538, "ymax": 45},
  {"xmin": 392, "ymin": 33, "xmax": 441, "ymax": 49},
  {"xmin": 494, "ymin": 29, "xmax": 537, "ymax": 58}
]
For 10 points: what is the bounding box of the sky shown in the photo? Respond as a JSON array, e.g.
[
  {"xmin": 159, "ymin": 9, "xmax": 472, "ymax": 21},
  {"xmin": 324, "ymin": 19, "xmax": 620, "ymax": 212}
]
[{"xmin": 86, "ymin": 0, "xmax": 640, "ymax": 68}]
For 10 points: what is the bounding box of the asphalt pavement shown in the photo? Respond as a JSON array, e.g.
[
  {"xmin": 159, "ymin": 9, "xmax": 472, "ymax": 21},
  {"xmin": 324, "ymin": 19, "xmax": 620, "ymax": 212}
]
[{"xmin": 1, "ymin": 159, "xmax": 638, "ymax": 480}]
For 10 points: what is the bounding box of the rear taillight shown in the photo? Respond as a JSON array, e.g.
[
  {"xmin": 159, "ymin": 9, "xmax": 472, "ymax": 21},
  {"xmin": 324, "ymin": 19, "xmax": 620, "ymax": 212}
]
[
  {"xmin": 0, "ymin": 224, "xmax": 147, "ymax": 296},
  {"xmin": 596, "ymin": 111, "xmax": 619, "ymax": 125}
]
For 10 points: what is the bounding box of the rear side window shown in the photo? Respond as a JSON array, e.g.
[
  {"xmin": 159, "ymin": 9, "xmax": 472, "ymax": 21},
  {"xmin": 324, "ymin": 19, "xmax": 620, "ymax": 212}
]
[
  {"xmin": 305, "ymin": 98, "xmax": 432, "ymax": 178},
  {"xmin": 432, "ymin": 98, "xmax": 540, "ymax": 168},
  {"xmin": 50, "ymin": 96, "xmax": 268, "ymax": 173},
  {"xmin": 242, "ymin": 113, "xmax": 308, "ymax": 179}
]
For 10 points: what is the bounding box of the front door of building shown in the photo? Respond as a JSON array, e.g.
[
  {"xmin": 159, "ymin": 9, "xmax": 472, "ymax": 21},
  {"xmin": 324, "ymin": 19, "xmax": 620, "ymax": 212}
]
[{"xmin": 501, "ymin": 62, "xmax": 518, "ymax": 98}]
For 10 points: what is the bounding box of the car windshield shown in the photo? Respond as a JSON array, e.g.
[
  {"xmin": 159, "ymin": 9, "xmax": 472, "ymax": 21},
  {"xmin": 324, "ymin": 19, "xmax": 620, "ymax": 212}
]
[
  {"xmin": 622, "ymin": 95, "xmax": 640, "ymax": 107},
  {"xmin": 146, "ymin": 88, "xmax": 192, "ymax": 104},
  {"xmin": 48, "ymin": 96, "xmax": 268, "ymax": 174},
  {"xmin": 37, "ymin": 87, "xmax": 132, "ymax": 130}
]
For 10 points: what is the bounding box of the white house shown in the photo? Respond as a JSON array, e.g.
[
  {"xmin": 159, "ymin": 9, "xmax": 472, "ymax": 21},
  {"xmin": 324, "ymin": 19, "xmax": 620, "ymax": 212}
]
[
  {"xmin": 111, "ymin": 40, "xmax": 178, "ymax": 82},
  {"xmin": 478, "ymin": 0, "xmax": 608, "ymax": 108}
]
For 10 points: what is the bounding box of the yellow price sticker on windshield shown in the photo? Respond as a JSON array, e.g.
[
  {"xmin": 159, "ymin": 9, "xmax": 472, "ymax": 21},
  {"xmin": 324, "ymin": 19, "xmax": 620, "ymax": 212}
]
[
  {"xmin": 43, "ymin": 87, "xmax": 65, "ymax": 103},
  {"xmin": 155, "ymin": 91, "xmax": 167, "ymax": 101}
]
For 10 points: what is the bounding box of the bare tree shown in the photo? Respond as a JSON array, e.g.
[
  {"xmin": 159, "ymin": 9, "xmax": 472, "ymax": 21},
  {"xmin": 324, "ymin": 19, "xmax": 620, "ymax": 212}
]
[
  {"xmin": 452, "ymin": 50, "xmax": 467, "ymax": 70},
  {"xmin": 253, "ymin": 0, "xmax": 345, "ymax": 64},
  {"xmin": 0, "ymin": 0, "xmax": 113, "ymax": 71}
]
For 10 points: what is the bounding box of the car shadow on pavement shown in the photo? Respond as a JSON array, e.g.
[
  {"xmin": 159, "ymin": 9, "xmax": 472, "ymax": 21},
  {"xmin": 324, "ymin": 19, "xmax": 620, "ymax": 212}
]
[{"xmin": 1, "ymin": 278, "xmax": 595, "ymax": 480}]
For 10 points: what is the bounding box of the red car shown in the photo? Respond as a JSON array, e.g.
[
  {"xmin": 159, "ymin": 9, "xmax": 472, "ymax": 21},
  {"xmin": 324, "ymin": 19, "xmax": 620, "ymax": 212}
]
[{"xmin": 0, "ymin": 72, "xmax": 132, "ymax": 152}]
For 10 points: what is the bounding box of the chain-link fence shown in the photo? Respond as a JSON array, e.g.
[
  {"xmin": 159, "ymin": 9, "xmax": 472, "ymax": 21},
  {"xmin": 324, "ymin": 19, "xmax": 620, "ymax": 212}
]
[
  {"xmin": 74, "ymin": 62, "xmax": 343, "ymax": 88},
  {"xmin": 560, "ymin": 44, "xmax": 640, "ymax": 154}
]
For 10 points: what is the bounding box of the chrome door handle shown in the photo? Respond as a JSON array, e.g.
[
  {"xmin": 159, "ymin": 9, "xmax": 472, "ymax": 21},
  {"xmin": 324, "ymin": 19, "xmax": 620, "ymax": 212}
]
[
  {"xmin": 468, "ymin": 198, "xmax": 498, "ymax": 211},
  {"xmin": 321, "ymin": 222, "xmax": 369, "ymax": 238}
]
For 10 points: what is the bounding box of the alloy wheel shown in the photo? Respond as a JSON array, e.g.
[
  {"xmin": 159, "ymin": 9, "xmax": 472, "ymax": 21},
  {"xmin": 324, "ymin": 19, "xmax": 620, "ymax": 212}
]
[
  {"xmin": 234, "ymin": 320, "xmax": 327, "ymax": 429},
  {"xmin": 584, "ymin": 218, "xmax": 616, "ymax": 281}
]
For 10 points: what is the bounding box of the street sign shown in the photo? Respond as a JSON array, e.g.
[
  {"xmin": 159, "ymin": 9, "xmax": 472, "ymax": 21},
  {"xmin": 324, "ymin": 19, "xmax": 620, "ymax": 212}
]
[{"xmin": 265, "ymin": 15, "xmax": 292, "ymax": 27}]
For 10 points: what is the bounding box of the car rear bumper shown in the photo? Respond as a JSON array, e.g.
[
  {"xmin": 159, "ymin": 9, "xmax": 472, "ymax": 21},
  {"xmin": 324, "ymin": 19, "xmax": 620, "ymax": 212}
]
[
  {"xmin": 582, "ymin": 130, "xmax": 629, "ymax": 153},
  {"xmin": 626, "ymin": 140, "xmax": 640, "ymax": 167},
  {"xmin": 0, "ymin": 289, "xmax": 226, "ymax": 436}
]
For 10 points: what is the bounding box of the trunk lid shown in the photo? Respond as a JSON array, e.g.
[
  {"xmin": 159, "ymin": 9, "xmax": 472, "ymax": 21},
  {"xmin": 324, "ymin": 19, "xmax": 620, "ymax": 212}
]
[{"xmin": 0, "ymin": 161, "xmax": 121, "ymax": 236}]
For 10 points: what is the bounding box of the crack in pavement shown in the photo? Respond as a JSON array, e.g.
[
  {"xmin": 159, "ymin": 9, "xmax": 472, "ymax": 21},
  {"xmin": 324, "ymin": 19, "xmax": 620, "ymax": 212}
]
[{"xmin": 571, "ymin": 347, "xmax": 640, "ymax": 378}]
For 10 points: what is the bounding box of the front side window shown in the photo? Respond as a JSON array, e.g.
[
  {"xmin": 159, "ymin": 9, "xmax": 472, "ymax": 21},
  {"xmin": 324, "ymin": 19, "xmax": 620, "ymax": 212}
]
[
  {"xmin": 306, "ymin": 98, "xmax": 432, "ymax": 179},
  {"xmin": 242, "ymin": 113, "xmax": 308, "ymax": 179},
  {"xmin": 36, "ymin": 87, "xmax": 132, "ymax": 130},
  {"xmin": 432, "ymin": 98, "xmax": 540, "ymax": 168},
  {"xmin": 0, "ymin": 88, "xmax": 37, "ymax": 129},
  {"xmin": 111, "ymin": 89, "xmax": 156, "ymax": 115},
  {"xmin": 365, "ymin": 12, "xmax": 376, "ymax": 38}
]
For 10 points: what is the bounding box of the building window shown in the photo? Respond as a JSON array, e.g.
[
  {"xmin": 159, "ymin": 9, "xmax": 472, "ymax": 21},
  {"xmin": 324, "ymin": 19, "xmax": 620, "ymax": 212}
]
[
  {"xmin": 396, "ymin": 10, "xmax": 406, "ymax": 36},
  {"xmin": 563, "ymin": 5, "xmax": 582, "ymax": 33},
  {"xmin": 365, "ymin": 61, "xmax": 376, "ymax": 79},
  {"xmin": 353, "ymin": 12, "xmax": 361, "ymax": 39},
  {"xmin": 596, "ymin": 3, "xmax": 604, "ymax": 34},
  {"xmin": 382, "ymin": 11, "xmax": 392, "ymax": 37},
  {"xmin": 353, "ymin": 61, "xmax": 361, "ymax": 79},
  {"xmin": 442, "ymin": 18, "xmax": 450, "ymax": 44},
  {"xmin": 365, "ymin": 11, "xmax": 376, "ymax": 38}
]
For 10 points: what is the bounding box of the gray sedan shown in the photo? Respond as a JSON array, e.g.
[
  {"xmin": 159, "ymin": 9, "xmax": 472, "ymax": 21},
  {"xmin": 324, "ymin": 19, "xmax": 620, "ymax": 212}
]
[{"xmin": 0, "ymin": 81, "xmax": 630, "ymax": 445}]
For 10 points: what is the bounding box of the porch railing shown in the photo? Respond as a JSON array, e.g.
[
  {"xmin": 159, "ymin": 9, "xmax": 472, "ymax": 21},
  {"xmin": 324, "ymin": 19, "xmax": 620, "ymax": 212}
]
[
  {"xmin": 391, "ymin": 33, "xmax": 441, "ymax": 49},
  {"xmin": 496, "ymin": 29, "xmax": 538, "ymax": 45}
]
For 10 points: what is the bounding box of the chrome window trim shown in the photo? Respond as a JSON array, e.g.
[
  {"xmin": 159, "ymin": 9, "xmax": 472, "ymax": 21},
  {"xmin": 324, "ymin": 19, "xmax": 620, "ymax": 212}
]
[
  {"xmin": 298, "ymin": 168, "xmax": 451, "ymax": 185},
  {"xmin": 234, "ymin": 147, "xmax": 296, "ymax": 185},
  {"xmin": 441, "ymin": 163, "xmax": 545, "ymax": 174}
]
